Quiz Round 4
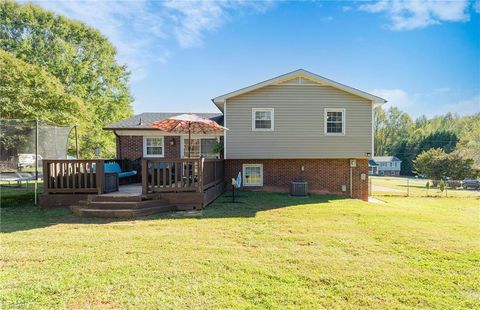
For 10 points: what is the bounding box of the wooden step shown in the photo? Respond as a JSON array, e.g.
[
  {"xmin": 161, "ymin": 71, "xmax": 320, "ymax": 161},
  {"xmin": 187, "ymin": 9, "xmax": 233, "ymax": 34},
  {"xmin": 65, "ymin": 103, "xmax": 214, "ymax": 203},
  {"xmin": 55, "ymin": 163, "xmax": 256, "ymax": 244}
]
[
  {"xmin": 87, "ymin": 201, "xmax": 140, "ymax": 210},
  {"xmin": 91, "ymin": 195, "xmax": 143, "ymax": 202},
  {"xmin": 70, "ymin": 205, "xmax": 174, "ymax": 218},
  {"xmin": 84, "ymin": 199, "xmax": 170, "ymax": 210}
]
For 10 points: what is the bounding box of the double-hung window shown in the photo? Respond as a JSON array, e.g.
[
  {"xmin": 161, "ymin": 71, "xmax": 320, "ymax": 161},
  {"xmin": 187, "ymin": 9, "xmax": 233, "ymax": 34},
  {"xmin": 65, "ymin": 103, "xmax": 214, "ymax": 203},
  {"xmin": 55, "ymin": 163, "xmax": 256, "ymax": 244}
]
[
  {"xmin": 324, "ymin": 108, "xmax": 345, "ymax": 135},
  {"xmin": 143, "ymin": 137, "xmax": 164, "ymax": 157},
  {"xmin": 252, "ymin": 108, "xmax": 274, "ymax": 131}
]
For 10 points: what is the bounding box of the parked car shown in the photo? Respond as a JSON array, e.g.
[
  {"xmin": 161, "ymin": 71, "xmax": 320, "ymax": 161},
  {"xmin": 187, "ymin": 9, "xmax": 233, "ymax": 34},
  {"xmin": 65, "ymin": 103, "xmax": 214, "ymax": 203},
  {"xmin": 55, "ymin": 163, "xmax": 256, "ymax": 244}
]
[
  {"xmin": 18, "ymin": 153, "xmax": 42, "ymax": 168},
  {"xmin": 447, "ymin": 180, "xmax": 462, "ymax": 189},
  {"xmin": 462, "ymin": 179, "xmax": 480, "ymax": 190}
]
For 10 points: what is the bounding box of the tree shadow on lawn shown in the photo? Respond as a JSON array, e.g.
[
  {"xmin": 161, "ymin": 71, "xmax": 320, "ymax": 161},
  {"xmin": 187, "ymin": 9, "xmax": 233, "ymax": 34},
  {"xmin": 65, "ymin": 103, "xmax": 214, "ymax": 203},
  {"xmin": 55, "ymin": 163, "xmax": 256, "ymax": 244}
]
[{"xmin": 1, "ymin": 191, "xmax": 348, "ymax": 233}]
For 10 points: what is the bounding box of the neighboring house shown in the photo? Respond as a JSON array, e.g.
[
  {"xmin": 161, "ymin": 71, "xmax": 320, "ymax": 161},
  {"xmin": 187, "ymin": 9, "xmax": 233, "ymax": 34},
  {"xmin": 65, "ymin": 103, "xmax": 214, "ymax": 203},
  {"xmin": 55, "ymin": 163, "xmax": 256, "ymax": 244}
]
[
  {"xmin": 104, "ymin": 69, "xmax": 386, "ymax": 200},
  {"xmin": 368, "ymin": 159, "xmax": 379, "ymax": 175},
  {"xmin": 372, "ymin": 156, "xmax": 402, "ymax": 176}
]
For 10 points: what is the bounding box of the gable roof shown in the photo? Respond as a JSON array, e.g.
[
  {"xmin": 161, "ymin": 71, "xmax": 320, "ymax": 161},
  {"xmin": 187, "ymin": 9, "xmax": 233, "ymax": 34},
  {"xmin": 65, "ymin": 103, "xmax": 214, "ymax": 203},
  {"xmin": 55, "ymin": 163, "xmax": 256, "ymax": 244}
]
[
  {"xmin": 212, "ymin": 69, "xmax": 387, "ymax": 111},
  {"xmin": 368, "ymin": 159, "xmax": 379, "ymax": 166},
  {"xmin": 372, "ymin": 156, "xmax": 402, "ymax": 162},
  {"xmin": 104, "ymin": 112, "xmax": 223, "ymax": 130}
]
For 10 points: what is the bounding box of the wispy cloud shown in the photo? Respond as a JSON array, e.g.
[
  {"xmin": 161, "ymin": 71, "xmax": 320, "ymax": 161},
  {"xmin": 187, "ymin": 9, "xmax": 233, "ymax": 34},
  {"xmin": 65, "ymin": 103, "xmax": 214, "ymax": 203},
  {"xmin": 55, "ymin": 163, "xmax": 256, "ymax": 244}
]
[
  {"xmin": 440, "ymin": 95, "xmax": 480, "ymax": 116},
  {"xmin": 26, "ymin": 0, "xmax": 274, "ymax": 80},
  {"xmin": 371, "ymin": 88, "xmax": 479, "ymax": 117},
  {"xmin": 359, "ymin": 0, "xmax": 472, "ymax": 30},
  {"xmin": 370, "ymin": 88, "xmax": 413, "ymax": 109}
]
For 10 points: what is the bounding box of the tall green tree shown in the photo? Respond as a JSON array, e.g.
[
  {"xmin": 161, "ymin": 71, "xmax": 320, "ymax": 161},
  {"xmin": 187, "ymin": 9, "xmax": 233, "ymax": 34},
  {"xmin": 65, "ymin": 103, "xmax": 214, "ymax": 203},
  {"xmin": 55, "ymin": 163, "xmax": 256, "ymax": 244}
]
[
  {"xmin": 418, "ymin": 131, "xmax": 458, "ymax": 154},
  {"xmin": 0, "ymin": 49, "xmax": 83, "ymax": 124},
  {"xmin": 0, "ymin": 49, "xmax": 85, "ymax": 159},
  {"xmin": 0, "ymin": 1, "xmax": 133, "ymax": 157}
]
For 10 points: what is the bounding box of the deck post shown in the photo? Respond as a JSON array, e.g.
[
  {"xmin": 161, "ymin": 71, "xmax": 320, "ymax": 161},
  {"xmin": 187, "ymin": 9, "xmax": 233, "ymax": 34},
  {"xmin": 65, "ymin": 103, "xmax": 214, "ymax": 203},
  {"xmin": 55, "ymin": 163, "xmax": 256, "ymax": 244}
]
[
  {"xmin": 142, "ymin": 159, "xmax": 148, "ymax": 194},
  {"xmin": 96, "ymin": 160, "xmax": 104, "ymax": 195},
  {"xmin": 199, "ymin": 158, "xmax": 204, "ymax": 193}
]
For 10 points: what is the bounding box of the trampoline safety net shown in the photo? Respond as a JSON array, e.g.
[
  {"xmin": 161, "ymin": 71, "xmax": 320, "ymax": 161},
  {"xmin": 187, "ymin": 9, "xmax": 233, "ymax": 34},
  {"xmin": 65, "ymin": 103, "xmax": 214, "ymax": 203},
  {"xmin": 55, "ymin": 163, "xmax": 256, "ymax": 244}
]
[{"xmin": 0, "ymin": 119, "xmax": 74, "ymax": 182}]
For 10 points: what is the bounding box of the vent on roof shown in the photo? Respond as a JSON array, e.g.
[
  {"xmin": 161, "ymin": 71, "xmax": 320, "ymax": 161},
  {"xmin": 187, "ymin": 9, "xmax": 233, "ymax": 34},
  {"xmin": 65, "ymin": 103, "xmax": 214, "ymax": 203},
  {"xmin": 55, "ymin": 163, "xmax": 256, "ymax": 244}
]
[{"xmin": 138, "ymin": 117, "xmax": 143, "ymax": 125}]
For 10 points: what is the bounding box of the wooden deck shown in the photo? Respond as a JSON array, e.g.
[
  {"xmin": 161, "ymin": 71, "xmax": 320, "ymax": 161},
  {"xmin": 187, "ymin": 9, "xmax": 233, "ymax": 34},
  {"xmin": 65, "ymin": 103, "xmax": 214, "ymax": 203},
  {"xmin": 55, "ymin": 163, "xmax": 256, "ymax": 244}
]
[{"xmin": 40, "ymin": 159, "xmax": 225, "ymax": 214}]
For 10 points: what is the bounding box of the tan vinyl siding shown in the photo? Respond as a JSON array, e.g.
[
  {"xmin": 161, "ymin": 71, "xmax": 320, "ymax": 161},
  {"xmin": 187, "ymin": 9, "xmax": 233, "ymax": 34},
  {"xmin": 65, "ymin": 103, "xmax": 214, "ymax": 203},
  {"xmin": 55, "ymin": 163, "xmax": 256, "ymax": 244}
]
[{"xmin": 225, "ymin": 84, "xmax": 372, "ymax": 159}]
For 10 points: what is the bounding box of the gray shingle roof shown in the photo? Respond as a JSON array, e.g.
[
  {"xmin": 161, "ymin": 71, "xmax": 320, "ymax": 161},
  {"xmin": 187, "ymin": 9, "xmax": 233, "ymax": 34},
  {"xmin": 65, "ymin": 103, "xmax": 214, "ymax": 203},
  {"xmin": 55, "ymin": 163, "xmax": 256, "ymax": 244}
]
[
  {"xmin": 104, "ymin": 112, "xmax": 224, "ymax": 130},
  {"xmin": 372, "ymin": 156, "xmax": 401, "ymax": 162}
]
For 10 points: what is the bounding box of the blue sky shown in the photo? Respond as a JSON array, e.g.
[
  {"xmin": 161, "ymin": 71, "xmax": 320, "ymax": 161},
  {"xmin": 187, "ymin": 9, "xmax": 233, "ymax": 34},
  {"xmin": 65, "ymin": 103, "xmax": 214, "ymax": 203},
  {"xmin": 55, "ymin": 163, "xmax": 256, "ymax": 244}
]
[{"xmin": 31, "ymin": 0, "xmax": 480, "ymax": 118}]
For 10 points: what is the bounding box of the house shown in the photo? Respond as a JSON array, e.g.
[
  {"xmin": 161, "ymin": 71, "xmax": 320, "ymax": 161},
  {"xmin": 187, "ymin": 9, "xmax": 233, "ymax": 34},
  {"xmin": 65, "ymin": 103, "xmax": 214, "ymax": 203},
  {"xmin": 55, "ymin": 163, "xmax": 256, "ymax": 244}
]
[
  {"xmin": 40, "ymin": 69, "xmax": 385, "ymax": 213},
  {"xmin": 372, "ymin": 156, "xmax": 402, "ymax": 176},
  {"xmin": 106, "ymin": 69, "xmax": 386, "ymax": 201},
  {"xmin": 368, "ymin": 159, "xmax": 379, "ymax": 175}
]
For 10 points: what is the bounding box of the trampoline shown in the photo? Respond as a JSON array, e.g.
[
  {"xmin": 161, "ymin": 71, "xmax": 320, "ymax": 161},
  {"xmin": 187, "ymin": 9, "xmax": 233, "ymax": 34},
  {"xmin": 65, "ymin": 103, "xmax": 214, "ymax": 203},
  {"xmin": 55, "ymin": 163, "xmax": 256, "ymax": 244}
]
[{"xmin": 0, "ymin": 119, "xmax": 77, "ymax": 205}]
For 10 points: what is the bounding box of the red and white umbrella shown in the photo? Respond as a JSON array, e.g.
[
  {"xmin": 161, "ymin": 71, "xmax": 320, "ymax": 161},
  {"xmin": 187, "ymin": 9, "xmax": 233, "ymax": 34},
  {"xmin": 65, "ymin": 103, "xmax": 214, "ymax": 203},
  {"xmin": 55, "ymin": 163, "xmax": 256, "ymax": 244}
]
[{"xmin": 150, "ymin": 113, "xmax": 227, "ymax": 158}]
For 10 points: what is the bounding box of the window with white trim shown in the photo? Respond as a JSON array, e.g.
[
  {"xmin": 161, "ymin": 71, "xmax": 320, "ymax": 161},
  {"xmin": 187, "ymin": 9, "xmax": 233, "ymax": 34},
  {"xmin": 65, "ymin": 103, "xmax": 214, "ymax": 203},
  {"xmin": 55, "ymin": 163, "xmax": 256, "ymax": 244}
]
[
  {"xmin": 325, "ymin": 108, "xmax": 345, "ymax": 135},
  {"xmin": 143, "ymin": 137, "xmax": 164, "ymax": 157},
  {"xmin": 243, "ymin": 164, "xmax": 263, "ymax": 186},
  {"xmin": 252, "ymin": 109, "xmax": 274, "ymax": 131},
  {"xmin": 182, "ymin": 138, "xmax": 218, "ymax": 159}
]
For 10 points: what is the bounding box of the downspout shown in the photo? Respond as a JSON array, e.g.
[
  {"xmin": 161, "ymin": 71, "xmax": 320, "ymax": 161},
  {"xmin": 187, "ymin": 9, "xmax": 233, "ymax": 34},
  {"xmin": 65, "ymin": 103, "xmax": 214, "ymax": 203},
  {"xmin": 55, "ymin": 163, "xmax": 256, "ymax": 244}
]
[{"xmin": 114, "ymin": 130, "xmax": 121, "ymax": 159}]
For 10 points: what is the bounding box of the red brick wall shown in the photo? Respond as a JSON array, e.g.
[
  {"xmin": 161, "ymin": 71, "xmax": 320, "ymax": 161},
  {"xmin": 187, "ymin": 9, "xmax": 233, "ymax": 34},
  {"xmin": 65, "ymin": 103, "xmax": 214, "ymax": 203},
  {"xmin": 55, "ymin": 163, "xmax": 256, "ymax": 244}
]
[
  {"xmin": 225, "ymin": 159, "xmax": 369, "ymax": 201},
  {"xmin": 116, "ymin": 136, "xmax": 143, "ymax": 160},
  {"xmin": 116, "ymin": 135, "xmax": 181, "ymax": 160},
  {"xmin": 164, "ymin": 136, "xmax": 181, "ymax": 159}
]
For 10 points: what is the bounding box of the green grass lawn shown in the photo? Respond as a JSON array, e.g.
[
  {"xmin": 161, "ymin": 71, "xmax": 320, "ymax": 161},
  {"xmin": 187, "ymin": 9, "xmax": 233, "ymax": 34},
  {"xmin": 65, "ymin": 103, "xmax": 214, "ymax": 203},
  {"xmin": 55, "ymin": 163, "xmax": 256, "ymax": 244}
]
[
  {"xmin": 1, "ymin": 192, "xmax": 479, "ymax": 309},
  {"xmin": 370, "ymin": 176, "xmax": 480, "ymax": 198}
]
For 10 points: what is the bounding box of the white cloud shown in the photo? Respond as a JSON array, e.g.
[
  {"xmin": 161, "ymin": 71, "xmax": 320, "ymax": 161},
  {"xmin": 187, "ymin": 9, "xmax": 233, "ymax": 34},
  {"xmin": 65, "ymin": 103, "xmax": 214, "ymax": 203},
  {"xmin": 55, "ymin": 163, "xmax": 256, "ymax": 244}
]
[
  {"xmin": 26, "ymin": 0, "xmax": 273, "ymax": 80},
  {"xmin": 439, "ymin": 95, "xmax": 480, "ymax": 116},
  {"xmin": 359, "ymin": 0, "xmax": 471, "ymax": 30},
  {"xmin": 475, "ymin": 0, "xmax": 480, "ymax": 13},
  {"xmin": 342, "ymin": 6, "xmax": 352, "ymax": 12},
  {"xmin": 370, "ymin": 88, "xmax": 413, "ymax": 109}
]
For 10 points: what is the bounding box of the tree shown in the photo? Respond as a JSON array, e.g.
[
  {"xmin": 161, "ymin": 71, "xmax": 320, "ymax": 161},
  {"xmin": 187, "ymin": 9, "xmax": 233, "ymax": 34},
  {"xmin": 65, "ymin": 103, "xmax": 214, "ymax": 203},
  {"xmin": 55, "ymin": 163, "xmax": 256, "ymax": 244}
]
[
  {"xmin": 0, "ymin": 49, "xmax": 85, "ymax": 158},
  {"xmin": 414, "ymin": 148, "xmax": 477, "ymax": 182},
  {"xmin": 418, "ymin": 131, "xmax": 458, "ymax": 154},
  {"xmin": 413, "ymin": 148, "xmax": 448, "ymax": 181},
  {"xmin": 0, "ymin": 49, "xmax": 83, "ymax": 124},
  {"xmin": 392, "ymin": 139, "xmax": 416, "ymax": 176},
  {"xmin": 0, "ymin": 1, "xmax": 132, "ymax": 157},
  {"xmin": 444, "ymin": 152, "xmax": 478, "ymax": 180},
  {"xmin": 439, "ymin": 179, "xmax": 445, "ymax": 192}
]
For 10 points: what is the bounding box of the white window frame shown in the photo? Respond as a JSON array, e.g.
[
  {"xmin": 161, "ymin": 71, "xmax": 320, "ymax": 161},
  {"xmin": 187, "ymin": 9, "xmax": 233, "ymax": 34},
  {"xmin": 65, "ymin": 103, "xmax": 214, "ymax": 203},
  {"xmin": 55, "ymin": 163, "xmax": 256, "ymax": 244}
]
[
  {"xmin": 324, "ymin": 108, "xmax": 346, "ymax": 136},
  {"xmin": 252, "ymin": 108, "xmax": 274, "ymax": 131},
  {"xmin": 143, "ymin": 136, "xmax": 164, "ymax": 158},
  {"xmin": 242, "ymin": 164, "xmax": 263, "ymax": 187}
]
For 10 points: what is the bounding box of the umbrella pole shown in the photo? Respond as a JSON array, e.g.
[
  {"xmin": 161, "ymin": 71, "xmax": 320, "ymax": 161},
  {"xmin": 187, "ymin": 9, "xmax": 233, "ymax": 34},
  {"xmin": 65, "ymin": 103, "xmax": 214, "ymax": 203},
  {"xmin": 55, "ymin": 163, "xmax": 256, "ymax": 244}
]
[{"xmin": 188, "ymin": 122, "xmax": 191, "ymax": 159}]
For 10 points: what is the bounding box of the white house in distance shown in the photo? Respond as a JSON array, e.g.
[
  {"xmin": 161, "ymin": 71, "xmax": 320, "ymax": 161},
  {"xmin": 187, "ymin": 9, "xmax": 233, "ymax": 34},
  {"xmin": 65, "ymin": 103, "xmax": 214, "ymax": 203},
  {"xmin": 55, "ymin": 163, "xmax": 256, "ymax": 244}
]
[{"xmin": 371, "ymin": 156, "xmax": 402, "ymax": 176}]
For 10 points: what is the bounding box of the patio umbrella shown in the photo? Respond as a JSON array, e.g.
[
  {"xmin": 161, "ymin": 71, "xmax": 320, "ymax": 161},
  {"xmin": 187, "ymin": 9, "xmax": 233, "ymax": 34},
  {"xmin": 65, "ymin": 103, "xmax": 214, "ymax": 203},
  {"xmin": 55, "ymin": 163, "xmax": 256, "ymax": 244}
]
[{"xmin": 150, "ymin": 113, "xmax": 227, "ymax": 159}]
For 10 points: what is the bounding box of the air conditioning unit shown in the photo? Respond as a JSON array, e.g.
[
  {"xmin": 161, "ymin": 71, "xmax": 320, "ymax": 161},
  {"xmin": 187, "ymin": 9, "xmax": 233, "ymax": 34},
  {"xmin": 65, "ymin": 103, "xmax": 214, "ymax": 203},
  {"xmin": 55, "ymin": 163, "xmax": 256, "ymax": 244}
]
[{"xmin": 290, "ymin": 181, "xmax": 308, "ymax": 196}]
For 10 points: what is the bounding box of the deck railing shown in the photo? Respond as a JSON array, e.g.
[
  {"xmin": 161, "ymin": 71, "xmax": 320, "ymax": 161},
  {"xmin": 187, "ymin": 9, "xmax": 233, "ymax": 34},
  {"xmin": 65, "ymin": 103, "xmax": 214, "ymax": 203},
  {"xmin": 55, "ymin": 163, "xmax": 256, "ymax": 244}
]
[
  {"xmin": 142, "ymin": 158, "xmax": 224, "ymax": 195},
  {"xmin": 43, "ymin": 160, "xmax": 105, "ymax": 194},
  {"xmin": 142, "ymin": 158, "xmax": 201, "ymax": 194}
]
